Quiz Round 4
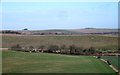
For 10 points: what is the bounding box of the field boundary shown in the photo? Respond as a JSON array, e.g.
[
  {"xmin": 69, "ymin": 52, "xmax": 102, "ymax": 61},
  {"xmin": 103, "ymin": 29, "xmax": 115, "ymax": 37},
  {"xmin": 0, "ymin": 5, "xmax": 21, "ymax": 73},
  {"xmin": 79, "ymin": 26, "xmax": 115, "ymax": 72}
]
[{"xmin": 93, "ymin": 56, "xmax": 120, "ymax": 74}]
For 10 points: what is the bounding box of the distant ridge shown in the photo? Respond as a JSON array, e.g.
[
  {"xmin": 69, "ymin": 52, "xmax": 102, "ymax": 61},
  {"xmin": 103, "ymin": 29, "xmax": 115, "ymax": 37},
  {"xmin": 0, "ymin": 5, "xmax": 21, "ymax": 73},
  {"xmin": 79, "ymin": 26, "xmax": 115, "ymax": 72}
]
[{"xmin": 1, "ymin": 28, "xmax": 119, "ymax": 35}]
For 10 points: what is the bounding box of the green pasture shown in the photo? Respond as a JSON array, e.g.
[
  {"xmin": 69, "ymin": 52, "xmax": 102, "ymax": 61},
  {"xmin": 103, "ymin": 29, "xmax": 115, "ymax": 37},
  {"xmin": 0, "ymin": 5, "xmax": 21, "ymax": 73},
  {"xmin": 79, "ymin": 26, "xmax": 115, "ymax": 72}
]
[{"xmin": 2, "ymin": 50, "xmax": 116, "ymax": 73}]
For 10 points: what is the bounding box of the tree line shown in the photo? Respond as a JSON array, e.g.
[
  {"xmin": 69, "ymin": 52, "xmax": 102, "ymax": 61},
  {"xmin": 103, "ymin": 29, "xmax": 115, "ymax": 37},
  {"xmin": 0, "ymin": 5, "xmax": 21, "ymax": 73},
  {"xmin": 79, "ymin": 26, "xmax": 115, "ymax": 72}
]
[
  {"xmin": 1, "ymin": 31, "xmax": 21, "ymax": 34},
  {"xmin": 10, "ymin": 44, "xmax": 104, "ymax": 55}
]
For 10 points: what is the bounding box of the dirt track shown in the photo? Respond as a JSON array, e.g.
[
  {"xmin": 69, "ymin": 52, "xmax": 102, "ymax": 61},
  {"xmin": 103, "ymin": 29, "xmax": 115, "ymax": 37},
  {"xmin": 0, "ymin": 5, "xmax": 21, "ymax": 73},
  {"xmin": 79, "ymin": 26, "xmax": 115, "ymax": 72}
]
[
  {"xmin": 0, "ymin": 48, "xmax": 8, "ymax": 50},
  {"xmin": 1, "ymin": 34, "xmax": 119, "ymax": 37}
]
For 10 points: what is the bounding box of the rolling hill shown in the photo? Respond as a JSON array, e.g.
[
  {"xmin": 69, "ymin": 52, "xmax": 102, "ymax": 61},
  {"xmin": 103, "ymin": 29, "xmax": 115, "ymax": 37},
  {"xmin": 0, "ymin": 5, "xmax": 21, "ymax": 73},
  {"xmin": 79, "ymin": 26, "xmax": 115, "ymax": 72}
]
[{"xmin": 1, "ymin": 28, "xmax": 118, "ymax": 35}]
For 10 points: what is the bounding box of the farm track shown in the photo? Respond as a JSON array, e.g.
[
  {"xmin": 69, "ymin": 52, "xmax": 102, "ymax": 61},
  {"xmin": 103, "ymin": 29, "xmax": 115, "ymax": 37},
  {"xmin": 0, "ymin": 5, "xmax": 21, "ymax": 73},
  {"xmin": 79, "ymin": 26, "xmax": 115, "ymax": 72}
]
[{"xmin": 0, "ymin": 48, "xmax": 8, "ymax": 50}]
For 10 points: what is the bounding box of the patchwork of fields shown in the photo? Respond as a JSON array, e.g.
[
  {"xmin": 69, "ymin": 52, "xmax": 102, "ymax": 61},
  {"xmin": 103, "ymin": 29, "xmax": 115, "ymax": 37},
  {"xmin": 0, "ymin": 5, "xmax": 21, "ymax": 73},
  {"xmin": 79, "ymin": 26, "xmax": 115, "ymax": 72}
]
[
  {"xmin": 1, "ymin": 34, "xmax": 119, "ymax": 74},
  {"xmin": 2, "ymin": 50, "xmax": 116, "ymax": 73},
  {"xmin": 16, "ymin": 29, "xmax": 119, "ymax": 35}
]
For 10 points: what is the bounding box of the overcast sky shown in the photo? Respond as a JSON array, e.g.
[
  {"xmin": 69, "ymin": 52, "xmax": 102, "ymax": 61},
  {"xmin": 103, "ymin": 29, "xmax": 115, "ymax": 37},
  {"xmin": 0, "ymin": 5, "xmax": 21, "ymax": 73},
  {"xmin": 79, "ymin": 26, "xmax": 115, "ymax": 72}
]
[{"xmin": 2, "ymin": 2, "xmax": 118, "ymax": 30}]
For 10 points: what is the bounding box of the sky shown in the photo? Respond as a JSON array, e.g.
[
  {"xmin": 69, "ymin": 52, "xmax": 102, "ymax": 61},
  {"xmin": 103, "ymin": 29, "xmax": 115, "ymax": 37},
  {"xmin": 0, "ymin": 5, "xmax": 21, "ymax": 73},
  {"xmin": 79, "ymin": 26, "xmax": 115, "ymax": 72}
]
[{"xmin": 2, "ymin": 2, "xmax": 118, "ymax": 30}]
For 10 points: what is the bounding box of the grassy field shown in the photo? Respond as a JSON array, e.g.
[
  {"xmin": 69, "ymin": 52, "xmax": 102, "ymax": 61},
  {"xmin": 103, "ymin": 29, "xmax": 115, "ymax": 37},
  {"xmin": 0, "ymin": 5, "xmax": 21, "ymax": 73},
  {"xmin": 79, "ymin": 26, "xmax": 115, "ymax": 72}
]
[
  {"xmin": 2, "ymin": 35, "xmax": 118, "ymax": 49},
  {"xmin": 2, "ymin": 50, "xmax": 116, "ymax": 73},
  {"xmin": 102, "ymin": 56, "xmax": 120, "ymax": 71}
]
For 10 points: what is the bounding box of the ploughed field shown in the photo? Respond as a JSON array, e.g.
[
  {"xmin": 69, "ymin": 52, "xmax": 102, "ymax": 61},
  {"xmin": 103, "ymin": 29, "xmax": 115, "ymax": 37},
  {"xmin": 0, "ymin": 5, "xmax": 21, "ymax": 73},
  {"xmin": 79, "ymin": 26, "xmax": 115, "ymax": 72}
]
[
  {"xmin": 2, "ymin": 35, "xmax": 118, "ymax": 49},
  {"xmin": 2, "ymin": 50, "xmax": 115, "ymax": 73}
]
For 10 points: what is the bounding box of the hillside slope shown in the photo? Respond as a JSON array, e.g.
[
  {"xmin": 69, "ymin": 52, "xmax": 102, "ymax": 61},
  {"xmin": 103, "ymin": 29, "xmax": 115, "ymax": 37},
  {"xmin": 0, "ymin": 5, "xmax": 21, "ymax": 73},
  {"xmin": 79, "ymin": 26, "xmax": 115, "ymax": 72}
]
[
  {"xmin": 2, "ymin": 35, "xmax": 118, "ymax": 49},
  {"xmin": 67, "ymin": 29, "xmax": 118, "ymax": 33}
]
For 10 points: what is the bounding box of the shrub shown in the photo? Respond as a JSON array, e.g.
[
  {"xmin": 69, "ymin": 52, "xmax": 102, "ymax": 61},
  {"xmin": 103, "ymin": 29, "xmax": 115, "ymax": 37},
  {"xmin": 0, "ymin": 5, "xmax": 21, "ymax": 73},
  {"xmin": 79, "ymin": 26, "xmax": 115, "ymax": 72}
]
[
  {"xmin": 96, "ymin": 50, "xmax": 102, "ymax": 55},
  {"xmin": 60, "ymin": 44, "xmax": 66, "ymax": 50},
  {"xmin": 29, "ymin": 46, "xmax": 34, "ymax": 52},
  {"xmin": 23, "ymin": 47, "xmax": 29, "ymax": 52},
  {"xmin": 88, "ymin": 47, "xmax": 96, "ymax": 54},
  {"xmin": 11, "ymin": 44, "xmax": 22, "ymax": 51},
  {"xmin": 97, "ymin": 56, "xmax": 101, "ymax": 59},
  {"xmin": 106, "ymin": 60, "xmax": 111, "ymax": 65},
  {"xmin": 60, "ymin": 44, "xmax": 66, "ymax": 53},
  {"xmin": 29, "ymin": 46, "xmax": 34, "ymax": 50},
  {"xmin": 75, "ymin": 47, "xmax": 84, "ymax": 55},
  {"xmin": 47, "ymin": 45, "xmax": 59, "ymax": 53},
  {"xmin": 69, "ymin": 45, "xmax": 77, "ymax": 54}
]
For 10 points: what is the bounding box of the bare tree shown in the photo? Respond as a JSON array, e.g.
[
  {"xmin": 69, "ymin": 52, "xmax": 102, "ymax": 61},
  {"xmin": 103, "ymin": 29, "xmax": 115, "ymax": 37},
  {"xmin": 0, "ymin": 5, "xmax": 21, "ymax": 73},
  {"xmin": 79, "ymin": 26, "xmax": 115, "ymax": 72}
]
[
  {"xmin": 88, "ymin": 47, "xmax": 96, "ymax": 54},
  {"xmin": 11, "ymin": 44, "xmax": 22, "ymax": 51},
  {"xmin": 47, "ymin": 45, "xmax": 59, "ymax": 53},
  {"xmin": 69, "ymin": 45, "xmax": 76, "ymax": 54},
  {"xmin": 29, "ymin": 46, "xmax": 34, "ymax": 52}
]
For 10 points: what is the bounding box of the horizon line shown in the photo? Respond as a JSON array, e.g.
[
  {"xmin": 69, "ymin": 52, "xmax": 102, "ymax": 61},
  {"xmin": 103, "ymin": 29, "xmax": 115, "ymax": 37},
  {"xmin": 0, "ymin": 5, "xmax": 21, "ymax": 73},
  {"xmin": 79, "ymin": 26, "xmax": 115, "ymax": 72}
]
[{"xmin": 1, "ymin": 28, "xmax": 119, "ymax": 31}]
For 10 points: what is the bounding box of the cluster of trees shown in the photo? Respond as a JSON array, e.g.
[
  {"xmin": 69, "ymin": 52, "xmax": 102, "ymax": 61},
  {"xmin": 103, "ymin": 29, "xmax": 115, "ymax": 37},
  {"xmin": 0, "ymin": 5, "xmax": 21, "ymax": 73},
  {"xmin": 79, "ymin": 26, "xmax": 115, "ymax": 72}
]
[
  {"xmin": 11, "ymin": 44, "xmax": 22, "ymax": 51},
  {"xmin": 118, "ymin": 48, "xmax": 120, "ymax": 53},
  {"xmin": 1, "ymin": 30, "xmax": 21, "ymax": 34},
  {"xmin": 33, "ymin": 32, "xmax": 72, "ymax": 35},
  {"xmin": 10, "ymin": 44, "xmax": 103, "ymax": 55}
]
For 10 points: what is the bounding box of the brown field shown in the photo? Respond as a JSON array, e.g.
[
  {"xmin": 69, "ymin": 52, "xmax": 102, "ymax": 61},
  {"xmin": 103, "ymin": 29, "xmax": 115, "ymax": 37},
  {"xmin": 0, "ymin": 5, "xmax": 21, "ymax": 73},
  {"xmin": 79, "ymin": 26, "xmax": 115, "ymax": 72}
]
[
  {"xmin": 68, "ymin": 29, "xmax": 118, "ymax": 33},
  {"xmin": 2, "ymin": 34, "xmax": 118, "ymax": 49}
]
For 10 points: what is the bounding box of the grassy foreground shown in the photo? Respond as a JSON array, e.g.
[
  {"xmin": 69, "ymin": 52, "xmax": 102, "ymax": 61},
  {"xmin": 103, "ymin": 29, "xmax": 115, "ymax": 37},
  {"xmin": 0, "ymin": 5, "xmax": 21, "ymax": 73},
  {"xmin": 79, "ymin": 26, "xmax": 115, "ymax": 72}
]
[{"xmin": 2, "ymin": 50, "xmax": 115, "ymax": 73}]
